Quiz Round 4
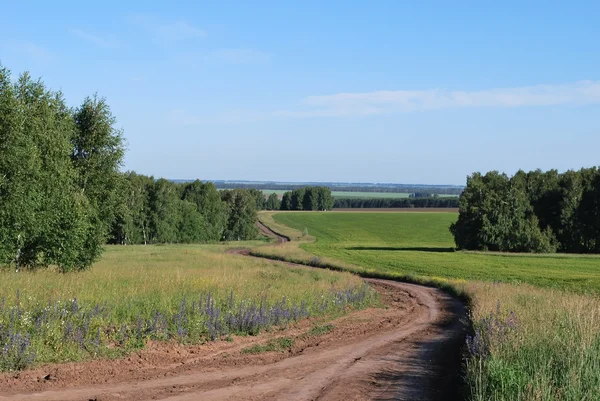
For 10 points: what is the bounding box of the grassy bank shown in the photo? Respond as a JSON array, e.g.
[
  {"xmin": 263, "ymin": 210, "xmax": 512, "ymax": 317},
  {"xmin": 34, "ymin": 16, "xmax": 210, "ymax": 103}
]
[
  {"xmin": 0, "ymin": 243, "xmax": 373, "ymax": 371},
  {"xmin": 261, "ymin": 211, "xmax": 600, "ymax": 401}
]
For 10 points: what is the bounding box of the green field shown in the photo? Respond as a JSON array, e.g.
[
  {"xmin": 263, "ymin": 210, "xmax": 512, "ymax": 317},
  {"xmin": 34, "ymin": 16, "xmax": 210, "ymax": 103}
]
[
  {"xmin": 0, "ymin": 243, "xmax": 371, "ymax": 370},
  {"xmin": 266, "ymin": 211, "xmax": 600, "ymax": 400},
  {"xmin": 272, "ymin": 212, "xmax": 600, "ymax": 293}
]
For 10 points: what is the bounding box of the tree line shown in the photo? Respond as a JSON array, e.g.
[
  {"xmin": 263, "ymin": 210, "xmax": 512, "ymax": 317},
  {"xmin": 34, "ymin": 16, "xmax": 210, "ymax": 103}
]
[
  {"xmin": 279, "ymin": 187, "xmax": 335, "ymax": 211},
  {"xmin": 0, "ymin": 65, "xmax": 259, "ymax": 272},
  {"xmin": 333, "ymin": 197, "xmax": 459, "ymax": 209},
  {"xmin": 451, "ymin": 168, "xmax": 600, "ymax": 253},
  {"xmin": 214, "ymin": 182, "xmax": 463, "ymax": 196},
  {"xmin": 109, "ymin": 175, "xmax": 259, "ymax": 246}
]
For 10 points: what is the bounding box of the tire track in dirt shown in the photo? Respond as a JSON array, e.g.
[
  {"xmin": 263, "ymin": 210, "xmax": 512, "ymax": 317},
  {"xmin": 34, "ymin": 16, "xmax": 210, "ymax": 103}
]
[{"xmin": 0, "ymin": 221, "xmax": 467, "ymax": 401}]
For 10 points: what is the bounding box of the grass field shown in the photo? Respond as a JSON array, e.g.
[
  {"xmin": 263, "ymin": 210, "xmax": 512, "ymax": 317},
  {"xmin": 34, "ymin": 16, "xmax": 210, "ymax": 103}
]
[
  {"xmin": 272, "ymin": 212, "xmax": 600, "ymax": 294},
  {"xmin": 0, "ymin": 243, "xmax": 372, "ymax": 371},
  {"xmin": 263, "ymin": 211, "xmax": 600, "ymax": 401}
]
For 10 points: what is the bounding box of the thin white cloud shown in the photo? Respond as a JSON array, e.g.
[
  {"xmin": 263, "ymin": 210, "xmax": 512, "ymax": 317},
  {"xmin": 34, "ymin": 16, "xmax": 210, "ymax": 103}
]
[
  {"xmin": 211, "ymin": 48, "xmax": 271, "ymax": 65},
  {"xmin": 69, "ymin": 28, "xmax": 120, "ymax": 48},
  {"xmin": 301, "ymin": 81, "xmax": 600, "ymax": 116},
  {"xmin": 0, "ymin": 40, "xmax": 55, "ymax": 64},
  {"xmin": 167, "ymin": 81, "xmax": 600, "ymax": 125},
  {"xmin": 131, "ymin": 14, "xmax": 206, "ymax": 43},
  {"xmin": 158, "ymin": 20, "xmax": 206, "ymax": 42}
]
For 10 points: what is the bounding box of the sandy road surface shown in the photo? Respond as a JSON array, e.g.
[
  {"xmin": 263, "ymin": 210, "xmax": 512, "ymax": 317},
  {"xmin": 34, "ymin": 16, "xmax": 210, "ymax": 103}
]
[{"xmin": 0, "ymin": 223, "xmax": 467, "ymax": 401}]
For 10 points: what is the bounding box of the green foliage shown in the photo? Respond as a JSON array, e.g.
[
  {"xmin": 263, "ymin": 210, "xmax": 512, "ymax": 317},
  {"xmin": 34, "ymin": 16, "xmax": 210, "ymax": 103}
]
[
  {"xmin": 177, "ymin": 200, "xmax": 205, "ymax": 243},
  {"xmin": 149, "ymin": 179, "xmax": 181, "ymax": 243},
  {"xmin": 265, "ymin": 193, "xmax": 281, "ymax": 211},
  {"xmin": 109, "ymin": 172, "xmax": 154, "ymax": 245},
  {"xmin": 333, "ymin": 197, "xmax": 459, "ymax": 208},
  {"xmin": 281, "ymin": 192, "xmax": 292, "ymax": 210},
  {"xmin": 452, "ymin": 168, "xmax": 600, "ymax": 253},
  {"xmin": 108, "ymin": 177, "xmax": 260, "ymax": 245},
  {"xmin": 182, "ymin": 180, "xmax": 227, "ymax": 241},
  {"xmin": 72, "ymin": 94, "xmax": 125, "ymax": 266},
  {"xmin": 221, "ymin": 189, "xmax": 258, "ymax": 241},
  {"xmin": 280, "ymin": 186, "xmax": 334, "ymax": 211},
  {"xmin": 248, "ymin": 188, "xmax": 266, "ymax": 211},
  {"xmin": 0, "ymin": 65, "xmax": 106, "ymax": 272}
]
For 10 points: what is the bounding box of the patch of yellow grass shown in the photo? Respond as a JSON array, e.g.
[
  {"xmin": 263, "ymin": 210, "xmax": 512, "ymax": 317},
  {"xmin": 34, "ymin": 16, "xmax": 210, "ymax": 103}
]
[{"xmin": 1, "ymin": 243, "xmax": 364, "ymax": 313}]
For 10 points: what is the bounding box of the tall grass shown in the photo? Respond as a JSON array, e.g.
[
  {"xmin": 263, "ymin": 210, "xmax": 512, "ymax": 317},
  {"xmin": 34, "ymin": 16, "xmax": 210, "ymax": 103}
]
[
  {"xmin": 0, "ymin": 243, "xmax": 374, "ymax": 371},
  {"xmin": 464, "ymin": 282, "xmax": 600, "ymax": 401}
]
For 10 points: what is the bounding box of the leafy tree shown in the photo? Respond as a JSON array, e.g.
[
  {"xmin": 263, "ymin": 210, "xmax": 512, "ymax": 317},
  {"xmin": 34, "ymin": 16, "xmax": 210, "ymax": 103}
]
[
  {"xmin": 290, "ymin": 188, "xmax": 306, "ymax": 210},
  {"xmin": 266, "ymin": 193, "xmax": 281, "ymax": 210},
  {"xmin": 451, "ymin": 167, "xmax": 600, "ymax": 254},
  {"xmin": 451, "ymin": 171, "xmax": 556, "ymax": 253},
  {"xmin": 109, "ymin": 172, "xmax": 153, "ymax": 245},
  {"xmin": 71, "ymin": 94, "xmax": 125, "ymax": 263},
  {"xmin": 0, "ymin": 67, "xmax": 92, "ymax": 271},
  {"xmin": 177, "ymin": 200, "xmax": 205, "ymax": 243},
  {"xmin": 182, "ymin": 180, "xmax": 227, "ymax": 241},
  {"xmin": 578, "ymin": 172, "xmax": 600, "ymax": 252},
  {"xmin": 149, "ymin": 179, "xmax": 181, "ymax": 243},
  {"xmin": 302, "ymin": 187, "xmax": 318, "ymax": 210},
  {"xmin": 281, "ymin": 192, "xmax": 292, "ymax": 210},
  {"xmin": 221, "ymin": 189, "xmax": 258, "ymax": 241},
  {"xmin": 248, "ymin": 188, "xmax": 266, "ymax": 211},
  {"xmin": 316, "ymin": 187, "xmax": 334, "ymax": 210}
]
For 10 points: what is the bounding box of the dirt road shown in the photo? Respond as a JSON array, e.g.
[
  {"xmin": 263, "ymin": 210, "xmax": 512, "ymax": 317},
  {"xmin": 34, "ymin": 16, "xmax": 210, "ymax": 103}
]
[{"xmin": 0, "ymin": 223, "xmax": 467, "ymax": 401}]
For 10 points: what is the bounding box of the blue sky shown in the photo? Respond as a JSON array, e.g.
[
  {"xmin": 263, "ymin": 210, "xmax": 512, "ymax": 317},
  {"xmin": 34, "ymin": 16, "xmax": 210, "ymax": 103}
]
[{"xmin": 1, "ymin": 1, "xmax": 599, "ymax": 185}]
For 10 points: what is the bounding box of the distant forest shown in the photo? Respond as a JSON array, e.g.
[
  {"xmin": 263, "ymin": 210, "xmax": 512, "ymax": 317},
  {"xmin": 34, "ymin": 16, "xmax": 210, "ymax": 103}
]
[
  {"xmin": 451, "ymin": 168, "xmax": 600, "ymax": 253},
  {"xmin": 208, "ymin": 181, "xmax": 464, "ymax": 196},
  {"xmin": 333, "ymin": 197, "xmax": 459, "ymax": 209}
]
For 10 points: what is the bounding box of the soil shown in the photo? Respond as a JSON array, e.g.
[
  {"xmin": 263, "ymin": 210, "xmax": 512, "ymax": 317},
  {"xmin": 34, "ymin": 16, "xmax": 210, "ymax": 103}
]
[{"xmin": 0, "ymin": 222, "xmax": 467, "ymax": 401}]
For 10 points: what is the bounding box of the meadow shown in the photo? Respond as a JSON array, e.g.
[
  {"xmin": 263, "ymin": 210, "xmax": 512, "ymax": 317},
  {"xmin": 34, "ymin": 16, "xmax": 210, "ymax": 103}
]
[
  {"xmin": 272, "ymin": 212, "xmax": 600, "ymax": 294},
  {"xmin": 263, "ymin": 211, "xmax": 600, "ymax": 401},
  {"xmin": 0, "ymin": 242, "xmax": 372, "ymax": 371}
]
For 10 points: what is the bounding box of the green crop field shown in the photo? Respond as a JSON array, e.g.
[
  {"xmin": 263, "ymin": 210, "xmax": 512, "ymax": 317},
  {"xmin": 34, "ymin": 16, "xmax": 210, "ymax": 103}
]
[
  {"xmin": 272, "ymin": 212, "xmax": 600, "ymax": 294},
  {"xmin": 266, "ymin": 211, "xmax": 600, "ymax": 400}
]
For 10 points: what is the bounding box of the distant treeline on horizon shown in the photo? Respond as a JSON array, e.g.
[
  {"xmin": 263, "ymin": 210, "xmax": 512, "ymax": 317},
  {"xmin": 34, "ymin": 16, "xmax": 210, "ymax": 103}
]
[{"xmin": 171, "ymin": 180, "xmax": 464, "ymax": 196}]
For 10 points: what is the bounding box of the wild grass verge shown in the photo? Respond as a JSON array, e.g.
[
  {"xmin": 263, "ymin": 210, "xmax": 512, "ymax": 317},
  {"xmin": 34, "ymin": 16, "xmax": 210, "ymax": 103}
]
[
  {"xmin": 464, "ymin": 282, "xmax": 600, "ymax": 401},
  {"xmin": 0, "ymin": 243, "xmax": 375, "ymax": 371}
]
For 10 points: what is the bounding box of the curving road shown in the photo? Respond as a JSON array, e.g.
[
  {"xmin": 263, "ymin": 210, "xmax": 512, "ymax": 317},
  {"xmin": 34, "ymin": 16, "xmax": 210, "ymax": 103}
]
[{"xmin": 0, "ymin": 222, "xmax": 467, "ymax": 401}]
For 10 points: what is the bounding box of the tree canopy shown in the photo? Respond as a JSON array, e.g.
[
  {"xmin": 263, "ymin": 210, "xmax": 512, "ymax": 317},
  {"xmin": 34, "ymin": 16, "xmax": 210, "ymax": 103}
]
[
  {"xmin": 279, "ymin": 187, "xmax": 334, "ymax": 211},
  {"xmin": 451, "ymin": 168, "xmax": 600, "ymax": 253},
  {"xmin": 0, "ymin": 66, "xmax": 124, "ymax": 271}
]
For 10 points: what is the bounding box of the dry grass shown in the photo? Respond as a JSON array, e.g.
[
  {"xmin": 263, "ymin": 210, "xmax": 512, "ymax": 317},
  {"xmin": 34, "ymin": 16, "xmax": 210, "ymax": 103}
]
[{"xmin": 463, "ymin": 281, "xmax": 600, "ymax": 400}]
